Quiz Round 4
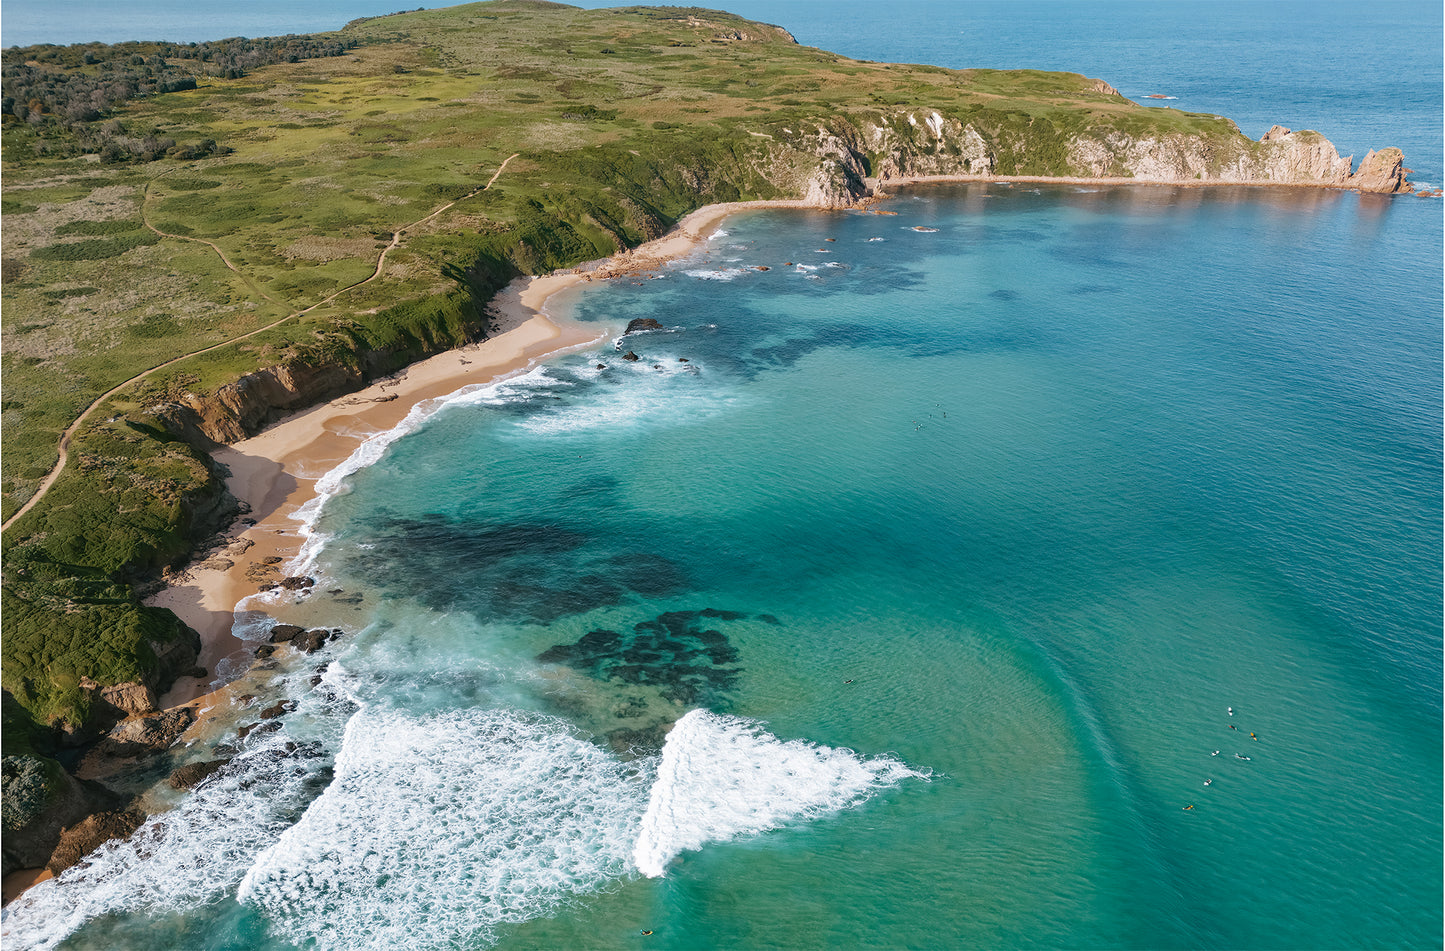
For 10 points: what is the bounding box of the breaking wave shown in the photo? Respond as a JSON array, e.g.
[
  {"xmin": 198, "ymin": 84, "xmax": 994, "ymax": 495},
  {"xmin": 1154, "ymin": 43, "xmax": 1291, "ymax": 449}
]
[
  {"xmin": 238, "ymin": 706, "xmax": 645, "ymax": 951},
  {"xmin": 632, "ymin": 710, "xmax": 928, "ymax": 878},
  {"xmin": 0, "ymin": 682, "xmax": 351, "ymax": 951}
]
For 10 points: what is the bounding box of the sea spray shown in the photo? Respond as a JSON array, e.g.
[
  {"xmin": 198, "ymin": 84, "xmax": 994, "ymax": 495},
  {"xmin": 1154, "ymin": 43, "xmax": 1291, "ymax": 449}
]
[{"xmin": 633, "ymin": 710, "xmax": 929, "ymax": 878}]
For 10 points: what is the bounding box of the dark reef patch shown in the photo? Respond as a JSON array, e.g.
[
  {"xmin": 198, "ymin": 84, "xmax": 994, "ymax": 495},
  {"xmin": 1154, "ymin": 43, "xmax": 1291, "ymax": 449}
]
[
  {"xmin": 341, "ymin": 513, "xmax": 688, "ymax": 624},
  {"xmin": 538, "ymin": 608, "xmax": 754, "ymax": 707}
]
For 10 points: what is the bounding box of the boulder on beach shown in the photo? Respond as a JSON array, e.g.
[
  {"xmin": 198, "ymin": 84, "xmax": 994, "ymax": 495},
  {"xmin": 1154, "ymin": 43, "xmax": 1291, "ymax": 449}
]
[{"xmin": 279, "ymin": 576, "xmax": 315, "ymax": 591}]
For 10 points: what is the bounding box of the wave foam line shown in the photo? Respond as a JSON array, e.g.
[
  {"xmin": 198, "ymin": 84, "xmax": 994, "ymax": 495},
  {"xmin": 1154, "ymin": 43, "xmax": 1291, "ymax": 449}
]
[
  {"xmin": 287, "ymin": 365, "xmax": 560, "ymax": 576},
  {"xmin": 683, "ymin": 266, "xmax": 752, "ymax": 281},
  {"xmin": 633, "ymin": 710, "xmax": 928, "ymax": 878},
  {"xmin": 238, "ymin": 707, "xmax": 646, "ymax": 951},
  {"xmin": 1, "ymin": 724, "xmax": 342, "ymax": 951}
]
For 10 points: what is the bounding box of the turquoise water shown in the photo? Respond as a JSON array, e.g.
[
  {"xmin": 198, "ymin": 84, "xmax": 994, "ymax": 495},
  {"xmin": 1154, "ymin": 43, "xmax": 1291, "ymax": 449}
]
[
  {"xmin": 4, "ymin": 3, "xmax": 1442, "ymax": 949},
  {"xmin": 329, "ymin": 187, "xmax": 1445, "ymax": 949}
]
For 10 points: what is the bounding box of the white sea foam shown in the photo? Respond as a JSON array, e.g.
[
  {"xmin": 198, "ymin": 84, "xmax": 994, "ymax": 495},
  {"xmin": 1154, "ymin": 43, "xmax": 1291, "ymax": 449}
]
[
  {"xmin": 867, "ymin": 237, "xmax": 886, "ymax": 242},
  {"xmin": 683, "ymin": 267, "xmax": 752, "ymax": 281},
  {"xmin": 632, "ymin": 710, "xmax": 928, "ymax": 878},
  {"xmin": 513, "ymin": 377, "xmax": 731, "ymax": 436},
  {"xmin": 1, "ymin": 699, "xmax": 347, "ymax": 951},
  {"xmin": 2, "ymin": 695, "xmax": 925, "ymax": 950},
  {"xmin": 238, "ymin": 707, "xmax": 645, "ymax": 951}
]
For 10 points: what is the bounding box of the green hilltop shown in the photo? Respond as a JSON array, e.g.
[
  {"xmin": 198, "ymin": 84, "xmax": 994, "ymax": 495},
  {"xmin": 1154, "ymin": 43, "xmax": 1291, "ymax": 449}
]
[{"xmin": 0, "ymin": 0, "xmax": 1336, "ymax": 735}]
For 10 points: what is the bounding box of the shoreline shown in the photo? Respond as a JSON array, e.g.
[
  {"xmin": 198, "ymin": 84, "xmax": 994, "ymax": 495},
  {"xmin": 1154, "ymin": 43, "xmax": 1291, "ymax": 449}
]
[
  {"xmin": 138, "ymin": 171, "xmax": 1417, "ymax": 711},
  {"xmin": 145, "ymin": 198, "xmax": 812, "ymax": 708},
  {"xmin": 147, "ymin": 301, "xmax": 603, "ymax": 708}
]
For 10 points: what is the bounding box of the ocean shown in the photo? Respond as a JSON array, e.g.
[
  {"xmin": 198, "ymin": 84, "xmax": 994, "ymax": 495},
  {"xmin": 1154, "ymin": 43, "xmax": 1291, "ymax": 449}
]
[{"xmin": 3, "ymin": 3, "xmax": 1441, "ymax": 950}]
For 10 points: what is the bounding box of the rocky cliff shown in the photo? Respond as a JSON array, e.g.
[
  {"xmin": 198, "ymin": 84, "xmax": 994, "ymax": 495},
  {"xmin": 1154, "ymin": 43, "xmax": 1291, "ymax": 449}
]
[
  {"xmin": 152, "ymin": 359, "xmax": 368, "ymax": 446},
  {"xmin": 788, "ymin": 107, "xmax": 1412, "ymax": 205}
]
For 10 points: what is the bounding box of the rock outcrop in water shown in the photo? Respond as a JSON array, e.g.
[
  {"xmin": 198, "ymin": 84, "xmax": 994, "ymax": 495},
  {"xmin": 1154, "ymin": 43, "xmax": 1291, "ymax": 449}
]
[
  {"xmin": 624, "ymin": 318, "xmax": 665, "ymax": 334},
  {"xmin": 1347, "ymin": 147, "xmax": 1411, "ymax": 193}
]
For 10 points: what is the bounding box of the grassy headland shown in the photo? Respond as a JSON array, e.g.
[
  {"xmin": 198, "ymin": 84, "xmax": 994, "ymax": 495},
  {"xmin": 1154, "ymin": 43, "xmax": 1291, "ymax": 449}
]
[{"xmin": 0, "ymin": 0, "xmax": 1377, "ymax": 738}]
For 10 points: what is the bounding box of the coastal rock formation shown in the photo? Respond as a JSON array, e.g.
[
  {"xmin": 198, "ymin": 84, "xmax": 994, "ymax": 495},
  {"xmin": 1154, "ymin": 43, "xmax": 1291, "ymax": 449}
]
[
  {"xmin": 1347, "ymin": 147, "xmax": 1410, "ymax": 193},
  {"xmin": 79, "ymin": 678, "xmax": 156, "ymax": 720},
  {"xmin": 72, "ymin": 620, "xmax": 201, "ymax": 735},
  {"xmin": 269, "ymin": 624, "xmax": 305, "ymax": 643},
  {"xmin": 868, "ymin": 114, "xmax": 995, "ymax": 184},
  {"xmin": 1, "ymin": 754, "xmax": 121, "ymax": 877},
  {"xmin": 784, "ymin": 108, "xmax": 1411, "ymax": 198},
  {"xmin": 624, "ymin": 318, "xmax": 665, "ymax": 333},
  {"xmin": 90, "ymin": 707, "xmax": 196, "ymax": 761},
  {"xmin": 166, "ymin": 757, "xmax": 231, "ymax": 790},
  {"xmin": 801, "ymin": 126, "xmax": 873, "ymax": 207},
  {"xmin": 45, "ymin": 809, "xmax": 146, "ymax": 875}
]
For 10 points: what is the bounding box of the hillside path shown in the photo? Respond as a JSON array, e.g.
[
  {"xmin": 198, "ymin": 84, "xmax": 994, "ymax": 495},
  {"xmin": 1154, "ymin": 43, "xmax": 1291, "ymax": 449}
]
[{"xmin": 2, "ymin": 155, "xmax": 523, "ymax": 533}]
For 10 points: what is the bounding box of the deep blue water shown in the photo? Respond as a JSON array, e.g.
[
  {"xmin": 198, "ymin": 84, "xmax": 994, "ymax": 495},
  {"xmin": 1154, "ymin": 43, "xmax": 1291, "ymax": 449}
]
[{"xmin": 3, "ymin": 3, "xmax": 1441, "ymax": 950}]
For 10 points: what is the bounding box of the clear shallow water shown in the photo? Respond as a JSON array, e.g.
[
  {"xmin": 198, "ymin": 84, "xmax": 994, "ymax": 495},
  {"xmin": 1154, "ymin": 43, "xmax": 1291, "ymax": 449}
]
[{"xmin": 3, "ymin": 3, "xmax": 1441, "ymax": 950}]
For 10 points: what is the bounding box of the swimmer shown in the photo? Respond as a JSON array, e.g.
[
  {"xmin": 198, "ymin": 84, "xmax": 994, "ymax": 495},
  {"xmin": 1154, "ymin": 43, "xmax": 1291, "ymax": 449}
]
[
  {"xmin": 1228, "ymin": 724, "xmax": 1238, "ymax": 730},
  {"xmin": 641, "ymin": 930, "xmax": 654, "ymax": 936},
  {"xmin": 1234, "ymin": 754, "xmax": 1251, "ymax": 761},
  {"xmin": 1182, "ymin": 804, "xmax": 1194, "ymax": 810},
  {"xmin": 844, "ymin": 679, "xmax": 854, "ymax": 684},
  {"xmin": 1211, "ymin": 750, "xmax": 1220, "ymax": 756},
  {"xmin": 1203, "ymin": 779, "xmax": 1213, "ymax": 786}
]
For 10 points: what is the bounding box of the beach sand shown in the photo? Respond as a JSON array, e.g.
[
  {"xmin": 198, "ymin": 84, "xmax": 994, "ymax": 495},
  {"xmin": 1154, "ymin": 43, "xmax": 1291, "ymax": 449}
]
[{"xmin": 147, "ymin": 199, "xmax": 813, "ymax": 708}]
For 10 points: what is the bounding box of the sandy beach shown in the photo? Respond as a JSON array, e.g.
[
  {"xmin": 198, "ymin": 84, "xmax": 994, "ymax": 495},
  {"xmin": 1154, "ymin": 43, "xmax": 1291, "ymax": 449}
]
[{"xmin": 145, "ymin": 198, "xmax": 821, "ymax": 709}]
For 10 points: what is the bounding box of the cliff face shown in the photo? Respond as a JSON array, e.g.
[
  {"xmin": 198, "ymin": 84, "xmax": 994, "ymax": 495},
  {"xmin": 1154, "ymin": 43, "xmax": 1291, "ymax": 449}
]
[
  {"xmin": 1066, "ymin": 124, "xmax": 1410, "ymax": 190},
  {"xmin": 156, "ymin": 360, "xmax": 367, "ymax": 446},
  {"xmin": 792, "ymin": 111, "xmax": 1412, "ymax": 201}
]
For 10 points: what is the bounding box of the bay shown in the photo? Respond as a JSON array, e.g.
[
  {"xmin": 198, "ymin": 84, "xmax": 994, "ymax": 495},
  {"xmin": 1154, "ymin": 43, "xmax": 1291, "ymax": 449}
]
[{"xmin": 2, "ymin": 2, "xmax": 1440, "ymax": 950}]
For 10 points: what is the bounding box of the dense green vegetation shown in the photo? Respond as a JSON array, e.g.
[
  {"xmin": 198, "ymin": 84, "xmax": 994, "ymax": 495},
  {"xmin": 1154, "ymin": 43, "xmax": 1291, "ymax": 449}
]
[
  {"xmin": 2, "ymin": 35, "xmax": 356, "ymax": 162},
  {"xmin": 1, "ymin": 0, "xmax": 1265, "ymax": 733}
]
